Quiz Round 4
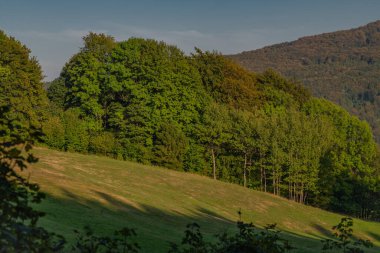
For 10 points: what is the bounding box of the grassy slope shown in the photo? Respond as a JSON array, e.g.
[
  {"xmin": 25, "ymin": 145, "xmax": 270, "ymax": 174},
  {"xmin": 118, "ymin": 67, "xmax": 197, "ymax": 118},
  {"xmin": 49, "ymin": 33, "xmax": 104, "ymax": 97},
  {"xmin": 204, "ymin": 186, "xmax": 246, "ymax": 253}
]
[{"xmin": 28, "ymin": 147, "xmax": 380, "ymax": 253}]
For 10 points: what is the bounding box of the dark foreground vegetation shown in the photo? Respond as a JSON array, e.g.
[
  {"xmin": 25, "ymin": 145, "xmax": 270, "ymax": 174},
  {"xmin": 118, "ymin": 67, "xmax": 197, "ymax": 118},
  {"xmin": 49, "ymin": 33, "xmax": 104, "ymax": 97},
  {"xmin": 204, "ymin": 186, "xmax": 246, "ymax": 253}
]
[
  {"xmin": 0, "ymin": 28, "xmax": 379, "ymax": 252},
  {"xmin": 170, "ymin": 217, "xmax": 374, "ymax": 253}
]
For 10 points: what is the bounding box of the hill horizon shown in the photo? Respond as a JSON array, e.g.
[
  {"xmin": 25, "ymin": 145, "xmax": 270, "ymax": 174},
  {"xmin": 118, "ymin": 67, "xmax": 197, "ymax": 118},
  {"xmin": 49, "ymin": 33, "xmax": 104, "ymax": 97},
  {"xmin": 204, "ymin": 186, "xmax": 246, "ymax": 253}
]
[{"xmin": 229, "ymin": 20, "xmax": 380, "ymax": 142}]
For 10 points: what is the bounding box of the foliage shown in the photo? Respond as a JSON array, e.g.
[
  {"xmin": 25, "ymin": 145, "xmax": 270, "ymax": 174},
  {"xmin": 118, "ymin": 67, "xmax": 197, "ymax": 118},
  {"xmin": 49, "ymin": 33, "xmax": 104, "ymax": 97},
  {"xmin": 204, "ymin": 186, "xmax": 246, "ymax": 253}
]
[
  {"xmin": 168, "ymin": 223, "xmax": 212, "ymax": 253},
  {"xmin": 72, "ymin": 226, "xmax": 140, "ymax": 253},
  {"xmin": 0, "ymin": 106, "xmax": 65, "ymax": 252},
  {"xmin": 257, "ymin": 69, "xmax": 311, "ymax": 105},
  {"xmin": 89, "ymin": 131, "xmax": 118, "ymax": 157},
  {"xmin": 0, "ymin": 30, "xmax": 48, "ymax": 129},
  {"xmin": 47, "ymin": 77, "xmax": 67, "ymax": 108},
  {"xmin": 0, "ymin": 30, "xmax": 64, "ymax": 252},
  {"xmin": 41, "ymin": 33, "xmax": 380, "ymax": 218},
  {"xmin": 303, "ymin": 98, "xmax": 378, "ymax": 217},
  {"xmin": 63, "ymin": 109, "xmax": 90, "ymax": 153},
  {"xmin": 182, "ymin": 140, "xmax": 207, "ymax": 173},
  {"xmin": 153, "ymin": 122, "xmax": 188, "ymax": 170},
  {"xmin": 196, "ymin": 103, "xmax": 232, "ymax": 179},
  {"xmin": 322, "ymin": 217, "xmax": 373, "ymax": 253},
  {"xmin": 60, "ymin": 35, "xmax": 209, "ymax": 163},
  {"xmin": 169, "ymin": 221, "xmax": 294, "ymax": 253},
  {"xmin": 229, "ymin": 20, "xmax": 380, "ymax": 143},
  {"xmin": 191, "ymin": 48, "xmax": 258, "ymax": 110},
  {"xmin": 42, "ymin": 115, "xmax": 66, "ymax": 150}
]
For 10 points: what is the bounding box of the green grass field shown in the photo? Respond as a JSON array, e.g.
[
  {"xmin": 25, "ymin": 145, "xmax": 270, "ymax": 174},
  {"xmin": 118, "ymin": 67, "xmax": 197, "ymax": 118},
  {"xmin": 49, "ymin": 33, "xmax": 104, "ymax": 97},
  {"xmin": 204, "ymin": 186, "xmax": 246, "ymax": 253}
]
[{"xmin": 27, "ymin": 147, "xmax": 380, "ymax": 253}]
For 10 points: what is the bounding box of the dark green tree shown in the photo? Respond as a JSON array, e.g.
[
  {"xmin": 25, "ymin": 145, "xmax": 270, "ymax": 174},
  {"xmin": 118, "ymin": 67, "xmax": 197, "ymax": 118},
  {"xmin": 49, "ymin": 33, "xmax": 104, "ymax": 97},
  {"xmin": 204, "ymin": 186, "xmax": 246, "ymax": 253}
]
[
  {"xmin": 191, "ymin": 48, "xmax": 258, "ymax": 110},
  {"xmin": 303, "ymin": 98, "xmax": 378, "ymax": 214},
  {"xmin": 72, "ymin": 225, "xmax": 139, "ymax": 253},
  {"xmin": 153, "ymin": 122, "xmax": 188, "ymax": 170},
  {"xmin": 229, "ymin": 109, "xmax": 257, "ymax": 187},
  {"xmin": 46, "ymin": 77, "xmax": 67, "ymax": 108},
  {"xmin": 0, "ymin": 30, "xmax": 64, "ymax": 252},
  {"xmin": 0, "ymin": 106, "xmax": 65, "ymax": 252},
  {"xmin": 0, "ymin": 30, "xmax": 48, "ymax": 129},
  {"xmin": 197, "ymin": 103, "xmax": 231, "ymax": 179}
]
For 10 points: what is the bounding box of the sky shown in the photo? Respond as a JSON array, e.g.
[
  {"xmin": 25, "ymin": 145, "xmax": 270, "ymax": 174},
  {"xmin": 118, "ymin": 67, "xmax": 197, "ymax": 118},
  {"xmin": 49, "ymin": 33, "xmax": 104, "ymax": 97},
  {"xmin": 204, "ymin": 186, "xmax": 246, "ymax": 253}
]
[{"xmin": 1, "ymin": 0, "xmax": 380, "ymax": 81}]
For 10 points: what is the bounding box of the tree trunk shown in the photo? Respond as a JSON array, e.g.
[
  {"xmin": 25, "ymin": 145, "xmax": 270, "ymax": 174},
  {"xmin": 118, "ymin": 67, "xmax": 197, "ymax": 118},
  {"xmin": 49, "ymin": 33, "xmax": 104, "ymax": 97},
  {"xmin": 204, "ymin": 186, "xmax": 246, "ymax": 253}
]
[
  {"xmin": 264, "ymin": 168, "xmax": 267, "ymax": 192},
  {"xmin": 259, "ymin": 153, "xmax": 263, "ymax": 191},
  {"xmin": 243, "ymin": 153, "xmax": 247, "ymax": 187},
  {"xmin": 211, "ymin": 147, "xmax": 216, "ymax": 180}
]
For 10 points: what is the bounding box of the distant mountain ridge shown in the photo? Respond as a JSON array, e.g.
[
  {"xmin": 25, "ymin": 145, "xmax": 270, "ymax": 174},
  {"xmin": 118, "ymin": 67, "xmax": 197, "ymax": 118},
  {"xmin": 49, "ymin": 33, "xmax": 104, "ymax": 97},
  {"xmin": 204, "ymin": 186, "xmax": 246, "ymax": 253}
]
[{"xmin": 229, "ymin": 20, "xmax": 380, "ymax": 142}]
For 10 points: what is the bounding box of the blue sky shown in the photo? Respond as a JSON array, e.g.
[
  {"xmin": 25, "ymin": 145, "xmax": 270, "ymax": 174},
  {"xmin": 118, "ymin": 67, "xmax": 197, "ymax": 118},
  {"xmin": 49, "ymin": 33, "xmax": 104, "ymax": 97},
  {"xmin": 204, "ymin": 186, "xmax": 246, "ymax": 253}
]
[{"xmin": 1, "ymin": 0, "xmax": 379, "ymax": 81}]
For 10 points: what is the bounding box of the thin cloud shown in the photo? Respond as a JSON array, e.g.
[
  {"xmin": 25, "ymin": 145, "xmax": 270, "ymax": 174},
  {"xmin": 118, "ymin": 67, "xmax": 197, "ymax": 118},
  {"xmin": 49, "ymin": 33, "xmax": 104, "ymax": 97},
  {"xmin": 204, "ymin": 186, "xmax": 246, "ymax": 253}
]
[
  {"xmin": 11, "ymin": 29, "xmax": 108, "ymax": 42},
  {"xmin": 6, "ymin": 23, "xmax": 305, "ymax": 80},
  {"xmin": 97, "ymin": 21, "xmax": 271, "ymax": 54}
]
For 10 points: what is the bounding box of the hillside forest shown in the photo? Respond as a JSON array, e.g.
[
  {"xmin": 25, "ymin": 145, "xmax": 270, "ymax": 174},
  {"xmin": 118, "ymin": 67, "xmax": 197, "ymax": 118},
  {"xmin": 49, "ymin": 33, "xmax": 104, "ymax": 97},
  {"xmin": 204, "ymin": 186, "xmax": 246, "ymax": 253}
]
[
  {"xmin": 229, "ymin": 20, "xmax": 380, "ymax": 143},
  {"xmin": 1, "ymin": 29, "xmax": 380, "ymax": 224}
]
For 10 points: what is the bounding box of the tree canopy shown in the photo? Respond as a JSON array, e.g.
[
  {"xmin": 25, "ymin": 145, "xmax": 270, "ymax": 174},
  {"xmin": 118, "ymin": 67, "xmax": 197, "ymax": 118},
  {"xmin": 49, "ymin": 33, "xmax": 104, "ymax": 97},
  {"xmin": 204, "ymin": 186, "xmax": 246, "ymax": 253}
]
[
  {"xmin": 43, "ymin": 33, "xmax": 380, "ymax": 219},
  {"xmin": 0, "ymin": 30, "xmax": 63, "ymax": 252}
]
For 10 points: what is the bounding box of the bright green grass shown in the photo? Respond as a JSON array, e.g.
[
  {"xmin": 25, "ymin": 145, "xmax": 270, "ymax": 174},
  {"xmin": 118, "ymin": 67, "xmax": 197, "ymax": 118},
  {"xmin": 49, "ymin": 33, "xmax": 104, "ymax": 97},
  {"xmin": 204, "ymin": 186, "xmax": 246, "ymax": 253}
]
[{"xmin": 28, "ymin": 147, "xmax": 380, "ymax": 253}]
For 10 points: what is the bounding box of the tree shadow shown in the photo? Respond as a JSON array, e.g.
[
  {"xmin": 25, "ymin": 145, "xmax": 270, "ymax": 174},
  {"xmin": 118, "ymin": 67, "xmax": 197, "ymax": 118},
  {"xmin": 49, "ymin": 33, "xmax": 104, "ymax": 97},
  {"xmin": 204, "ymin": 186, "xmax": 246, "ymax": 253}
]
[
  {"xmin": 37, "ymin": 187, "xmax": 380, "ymax": 253},
  {"xmin": 311, "ymin": 223, "xmax": 333, "ymax": 238},
  {"xmin": 367, "ymin": 231, "xmax": 380, "ymax": 242}
]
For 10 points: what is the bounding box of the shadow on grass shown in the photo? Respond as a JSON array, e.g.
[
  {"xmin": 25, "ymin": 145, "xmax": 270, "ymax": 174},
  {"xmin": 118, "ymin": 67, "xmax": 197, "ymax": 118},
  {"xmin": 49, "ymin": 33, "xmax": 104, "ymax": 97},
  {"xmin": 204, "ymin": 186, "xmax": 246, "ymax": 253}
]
[
  {"xmin": 37, "ymin": 188, "xmax": 380, "ymax": 253},
  {"xmin": 311, "ymin": 223, "xmax": 333, "ymax": 237},
  {"xmin": 367, "ymin": 231, "xmax": 380, "ymax": 242},
  {"xmin": 311, "ymin": 220, "xmax": 380, "ymax": 245}
]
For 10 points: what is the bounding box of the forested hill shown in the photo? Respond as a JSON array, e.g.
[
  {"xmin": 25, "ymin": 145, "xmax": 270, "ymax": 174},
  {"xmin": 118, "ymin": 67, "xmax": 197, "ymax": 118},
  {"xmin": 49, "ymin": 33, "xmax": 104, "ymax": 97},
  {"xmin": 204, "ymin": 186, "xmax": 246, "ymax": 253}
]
[
  {"xmin": 42, "ymin": 33, "xmax": 380, "ymax": 219},
  {"xmin": 2, "ymin": 29, "xmax": 379, "ymax": 220},
  {"xmin": 228, "ymin": 20, "xmax": 380, "ymax": 142}
]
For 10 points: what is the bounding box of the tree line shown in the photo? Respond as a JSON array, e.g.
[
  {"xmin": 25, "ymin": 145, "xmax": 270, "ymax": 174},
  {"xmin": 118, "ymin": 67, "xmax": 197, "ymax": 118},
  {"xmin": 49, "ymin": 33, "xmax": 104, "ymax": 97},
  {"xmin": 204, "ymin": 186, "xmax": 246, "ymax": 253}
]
[
  {"xmin": 43, "ymin": 33, "xmax": 380, "ymax": 219},
  {"xmin": 1, "ymin": 30, "xmax": 379, "ymax": 219}
]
